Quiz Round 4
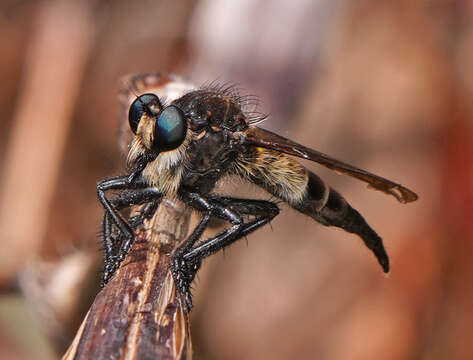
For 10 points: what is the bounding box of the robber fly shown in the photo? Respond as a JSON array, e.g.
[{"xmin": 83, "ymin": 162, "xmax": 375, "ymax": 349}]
[{"xmin": 97, "ymin": 78, "xmax": 418, "ymax": 310}]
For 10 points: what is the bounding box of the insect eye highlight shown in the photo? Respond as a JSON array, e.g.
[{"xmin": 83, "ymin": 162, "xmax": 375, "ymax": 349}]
[
  {"xmin": 153, "ymin": 105, "xmax": 187, "ymax": 152},
  {"xmin": 129, "ymin": 93, "xmax": 162, "ymax": 134}
]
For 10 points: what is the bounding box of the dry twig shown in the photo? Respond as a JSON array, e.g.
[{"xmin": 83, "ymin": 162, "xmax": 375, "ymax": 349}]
[{"xmin": 63, "ymin": 199, "xmax": 192, "ymax": 360}]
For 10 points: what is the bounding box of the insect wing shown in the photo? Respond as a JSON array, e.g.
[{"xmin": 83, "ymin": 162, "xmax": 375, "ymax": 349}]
[{"xmin": 242, "ymin": 127, "xmax": 418, "ymax": 204}]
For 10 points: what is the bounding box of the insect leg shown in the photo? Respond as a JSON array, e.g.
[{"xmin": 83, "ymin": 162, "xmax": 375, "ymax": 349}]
[
  {"xmin": 174, "ymin": 192, "xmax": 279, "ymax": 309},
  {"xmin": 109, "ymin": 188, "xmax": 162, "ymax": 224},
  {"xmin": 174, "ymin": 212, "xmax": 212, "ymax": 257},
  {"xmin": 104, "ymin": 191, "xmax": 161, "ymax": 247},
  {"xmin": 128, "ymin": 198, "xmax": 162, "ymax": 228},
  {"xmin": 213, "ymin": 197, "xmax": 281, "ymax": 220},
  {"xmin": 97, "ymin": 175, "xmax": 147, "ymax": 237},
  {"xmin": 180, "ymin": 195, "xmax": 280, "ymax": 260},
  {"xmin": 182, "ymin": 207, "xmax": 278, "ymax": 261},
  {"xmin": 102, "ymin": 205, "xmax": 162, "ymax": 286},
  {"xmin": 97, "ymin": 176, "xmax": 160, "ymax": 285},
  {"xmin": 102, "ymin": 189, "xmax": 162, "ymax": 286},
  {"xmin": 98, "ymin": 176, "xmax": 146, "ymax": 256},
  {"xmin": 172, "ymin": 212, "xmax": 212, "ymax": 309},
  {"xmin": 103, "ymin": 198, "xmax": 162, "ymax": 271}
]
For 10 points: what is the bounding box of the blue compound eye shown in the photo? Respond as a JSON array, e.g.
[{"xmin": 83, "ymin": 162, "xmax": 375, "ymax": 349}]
[
  {"xmin": 153, "ymin": 105, "xmax": 187, "ymax": 151},
  {"xmin": 129, "ymin": 93, "xmax": 162, "ymax": 134}
]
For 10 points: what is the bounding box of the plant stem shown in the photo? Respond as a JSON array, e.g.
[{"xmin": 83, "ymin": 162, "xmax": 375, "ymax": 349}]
[{"xmin": 63, "ymin": 199, "xmax": 192, "ymax": 360}]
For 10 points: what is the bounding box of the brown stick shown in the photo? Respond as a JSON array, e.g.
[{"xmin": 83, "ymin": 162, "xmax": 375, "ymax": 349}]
[{"xmin": 62, "ymin": 199, "xmax": 192, "ymax": 360}]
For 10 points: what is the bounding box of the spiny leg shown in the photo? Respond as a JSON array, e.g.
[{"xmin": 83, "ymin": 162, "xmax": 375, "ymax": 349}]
[
  {"xmin": 97, "ymin": 176, "xmax": 161, "ymax": 285},
  {"xmin": 182, "ymin": 197, "xmax": 280, "ymax": 260},
  {"xmin": 173, "ymin": 192, "xmax": 280, "ymax": 309},
  {"xmin": 98, "ymin": 176, "xmax": 138, "ymax": 285},
  {"xmin": 172, "ymin": 212, "xmax": 212, "ymax": 308},
  {"xmin": 174, "ymin": 212, "xmax": 212, "ymax": 257},
  {"xmin": 182, "ymin": 215, "xmax": 274, "ymax": 261},
  {"xmin": 106, "ymin": 188, "xmax": 162, "ymax": 236},
  {"xmin": 97, "ymin": 175, "xmax": 147, "ymax": 237},
  {"xmin": 102, "ymin": 188, "xmax": 162, "ymax": 286},
  {"xmin": 103, "ymin": 198, "xmax": 162, "ymax": 268},
  {"xmin": 103, "ymin": 191, "xmax": 161, "ymax": 252},
  {"xmin": 101, "ymin": 154, "xmax": 157, "ymax": 239}
]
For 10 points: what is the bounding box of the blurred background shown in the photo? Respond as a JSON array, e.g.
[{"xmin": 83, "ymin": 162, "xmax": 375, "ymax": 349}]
[{"xmin": 0, "ymin": 0, "xmax": 472, "ymax": 359}]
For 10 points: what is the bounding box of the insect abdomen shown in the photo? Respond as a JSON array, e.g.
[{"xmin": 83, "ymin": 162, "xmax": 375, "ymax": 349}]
[
  {"xmin": 293, "ymin": 171, "xmax": 389, "ymax": 272},
  {"xmin": 235, "ymin": 148, "xmax": 389, "ymax": 272}
]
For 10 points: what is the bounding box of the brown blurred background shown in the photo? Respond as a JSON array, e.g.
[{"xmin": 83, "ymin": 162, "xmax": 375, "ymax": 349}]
[{"xmin": 0, "ymin": 0, "xmax": 472, "ymax": 359}]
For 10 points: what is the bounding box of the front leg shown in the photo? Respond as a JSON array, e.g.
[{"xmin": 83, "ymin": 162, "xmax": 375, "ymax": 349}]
[
  {"xmin": 98, "ymin": 154, "xmax": 155, "ymax": 253},
  {"xmin": 102, "ymin": 188, "xmax": 162, "ymax": 286},
  {"xmin": 97, "ymin": 175, "xmax": 148, "ymax": 237},
  {"xmin": 172, "ymin": 192, "xmax": 280, "ymax": 310},
  {"xmin": 97, "ymin": 175, "xmax": 159, "ymax": 285}
]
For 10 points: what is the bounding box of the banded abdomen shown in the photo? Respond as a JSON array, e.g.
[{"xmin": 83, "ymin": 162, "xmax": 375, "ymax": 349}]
[{"xmin": 235, "ymin": 147, "xmax": 389, "ymax": 272}]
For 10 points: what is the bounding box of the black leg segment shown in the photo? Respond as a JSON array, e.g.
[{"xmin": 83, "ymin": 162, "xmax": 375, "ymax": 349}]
[
  {"xmin": 172, "ymin": 192, "xmax": 280, "ymax": 310},
  {"xmin": 97, "ymin": 175, "xmax": 162, "ymax": 286}
]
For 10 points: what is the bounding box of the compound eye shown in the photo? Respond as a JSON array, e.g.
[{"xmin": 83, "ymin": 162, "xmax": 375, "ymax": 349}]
[
  {"xmin": 153, "ymin": 105, "xmax": 187, "ymax": 151},
  {"xmin": 129, "ymin": 93, "xmax": 162, "ymax": 134}
]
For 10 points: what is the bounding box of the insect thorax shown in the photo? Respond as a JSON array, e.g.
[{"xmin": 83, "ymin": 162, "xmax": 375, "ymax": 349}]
[
  {"xmin": 129, "ymin": 90, "xmax": 249, "ymax": 196},
  {"xmin": 172, "ymin": 90, "xmax": 247, "ymax": 131}
]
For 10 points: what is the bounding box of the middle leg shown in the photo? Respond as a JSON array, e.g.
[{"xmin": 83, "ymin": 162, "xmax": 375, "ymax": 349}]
[{"xmin": 173, "ymin": 192, "xmax": 280, "ymax": 309}]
